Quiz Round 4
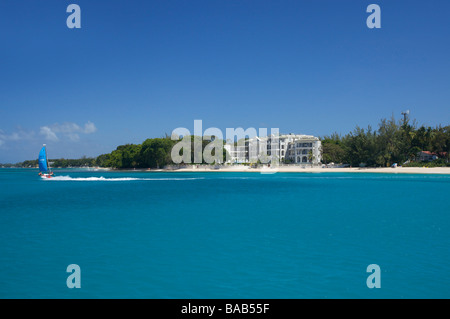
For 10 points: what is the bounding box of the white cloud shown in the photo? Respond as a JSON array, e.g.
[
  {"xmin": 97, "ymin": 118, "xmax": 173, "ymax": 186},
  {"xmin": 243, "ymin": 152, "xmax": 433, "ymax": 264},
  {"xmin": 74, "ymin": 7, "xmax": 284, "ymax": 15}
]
[
  {"xmin": 58, "ymin": 123, "xmax": 81, "ymax": 134},
  {"xmin": 83, "ymin": 121, "xmax": 97, "ymax": 134},
  {"xmin": 39, "ymin": 121, "xmax": 97, "ymax": 142},
  {"xmin": 0, "ymin": 121, "xmax": 96, "ymax": 149},
  {"xmin": 67, "ymin": 133, "xmax": 80, "ymax": 142},
  {"xmin": 0, "ymin": 128, "xmax": 36, "ymax": 146},
  {"xmin": 40, "ymin": 126, "xmax": 59, "ymax": 142}
]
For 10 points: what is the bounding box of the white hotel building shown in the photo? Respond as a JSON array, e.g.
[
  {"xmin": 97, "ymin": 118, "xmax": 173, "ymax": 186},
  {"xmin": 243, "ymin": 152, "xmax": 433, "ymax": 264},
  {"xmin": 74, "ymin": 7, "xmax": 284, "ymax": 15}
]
[{"xmin": 225, "ymin": 134, "xmax": 322, "ymax": 165}]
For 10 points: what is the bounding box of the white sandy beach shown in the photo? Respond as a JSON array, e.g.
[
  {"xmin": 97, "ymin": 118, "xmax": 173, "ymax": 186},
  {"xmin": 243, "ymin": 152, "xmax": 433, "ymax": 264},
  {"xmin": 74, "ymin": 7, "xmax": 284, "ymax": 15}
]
[{"xmin": 157, "ymin": 166, "xmax": 450, "ymax": 174}]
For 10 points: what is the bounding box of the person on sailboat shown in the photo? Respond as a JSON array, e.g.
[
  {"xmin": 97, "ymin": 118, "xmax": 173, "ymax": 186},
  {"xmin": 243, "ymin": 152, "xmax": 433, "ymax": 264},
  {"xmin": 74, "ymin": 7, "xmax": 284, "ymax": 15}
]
[
  {"xmin": 38, "ymin": 145, "xmax": 54, "ymax": 178},
  {"xmin": 38, "ymin": 172, "xmax": 53, "ymax": 176}
]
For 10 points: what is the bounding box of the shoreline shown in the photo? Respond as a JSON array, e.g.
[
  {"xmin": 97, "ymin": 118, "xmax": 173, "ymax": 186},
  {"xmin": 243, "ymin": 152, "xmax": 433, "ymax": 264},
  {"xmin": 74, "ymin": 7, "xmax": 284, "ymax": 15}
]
[
  {"xmin": 103, "ymin": 166, "xmax": 450, "ymax": 174},
  {"xmin": 9, "ymin": 166, "xmax": 446, "ymax": 174}
]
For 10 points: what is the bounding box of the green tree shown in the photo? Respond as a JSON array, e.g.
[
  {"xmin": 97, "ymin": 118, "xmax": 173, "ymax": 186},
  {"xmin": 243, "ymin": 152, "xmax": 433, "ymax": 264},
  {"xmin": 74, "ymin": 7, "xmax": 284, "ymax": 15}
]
[
  {"xmin": 321, "ymin": 133, "xmax": 346, "ymax": 164},
  {"xmin": 140, "ymin": 137, "xmax": 176, "ymax": 168}
]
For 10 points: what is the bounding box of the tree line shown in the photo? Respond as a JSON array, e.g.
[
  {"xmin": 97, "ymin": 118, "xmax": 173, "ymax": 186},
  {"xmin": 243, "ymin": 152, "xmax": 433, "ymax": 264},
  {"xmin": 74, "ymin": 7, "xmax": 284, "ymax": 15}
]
[
  {"xmin": 95, "ymin": 136, "xmax": 228, "ymax": 169},
  {"xmin": 321, "ymin": 116, "xmax": 450, "ymax": 167},
  {"xmin": 3, "ymin": 115, "xmax": 448, "ymax": 169},
  {"xmin": 9, "ymin": 157, "xmax": 97, "ymax": 168},
  {"xmin": 2, "ymin": 136, "xmax": 227, "ymax": 169}
]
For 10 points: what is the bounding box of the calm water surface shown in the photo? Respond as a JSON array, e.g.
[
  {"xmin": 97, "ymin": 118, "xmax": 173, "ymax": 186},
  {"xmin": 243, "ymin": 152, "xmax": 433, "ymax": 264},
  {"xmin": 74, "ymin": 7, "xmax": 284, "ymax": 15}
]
[{"xmin": 0, "ymin": 168, "xmax": 449, "ymax": 298}]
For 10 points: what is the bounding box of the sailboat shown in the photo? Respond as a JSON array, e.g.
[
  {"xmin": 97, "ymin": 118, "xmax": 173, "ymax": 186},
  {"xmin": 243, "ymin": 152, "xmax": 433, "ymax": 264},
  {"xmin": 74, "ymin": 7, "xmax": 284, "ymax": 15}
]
[{"xmin": 38, "ymin": 144, "xmax": 54, "ymax": 178}]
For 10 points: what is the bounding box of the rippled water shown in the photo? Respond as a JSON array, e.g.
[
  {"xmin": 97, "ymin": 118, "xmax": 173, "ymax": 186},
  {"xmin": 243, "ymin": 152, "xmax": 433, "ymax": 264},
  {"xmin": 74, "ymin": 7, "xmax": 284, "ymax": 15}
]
[{"xmin": 0, "ymin": 168, "xmax": 449, "ymax": 298}]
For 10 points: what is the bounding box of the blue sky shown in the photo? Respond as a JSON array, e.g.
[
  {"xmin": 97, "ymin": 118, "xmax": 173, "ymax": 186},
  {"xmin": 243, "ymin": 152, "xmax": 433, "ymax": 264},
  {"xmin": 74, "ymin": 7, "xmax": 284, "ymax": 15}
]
[{"xmin": 0, "ymin": 0, "xmax": 449, "ymax": 162}]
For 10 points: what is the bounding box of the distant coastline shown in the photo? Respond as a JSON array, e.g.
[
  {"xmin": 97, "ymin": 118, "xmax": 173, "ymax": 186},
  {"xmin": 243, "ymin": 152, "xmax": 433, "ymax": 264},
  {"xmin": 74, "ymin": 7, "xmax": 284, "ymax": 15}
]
[
  {"xmin": 99, "ymin": 166, "xmax": 450, "ymax": 174},
  {"xmin": 2, "ymin": 115, "xmax": 448, "ymax": 171},
  {"xmin": 3, "ymin": 166, "xmax": 450, "ymax": 174}
]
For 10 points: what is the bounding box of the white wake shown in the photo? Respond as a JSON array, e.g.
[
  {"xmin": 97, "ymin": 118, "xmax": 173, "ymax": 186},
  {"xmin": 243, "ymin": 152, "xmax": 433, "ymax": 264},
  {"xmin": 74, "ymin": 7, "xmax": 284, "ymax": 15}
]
[{"xmin": 44, "ymin": 176, "xmax": 204, "ymax": 182}]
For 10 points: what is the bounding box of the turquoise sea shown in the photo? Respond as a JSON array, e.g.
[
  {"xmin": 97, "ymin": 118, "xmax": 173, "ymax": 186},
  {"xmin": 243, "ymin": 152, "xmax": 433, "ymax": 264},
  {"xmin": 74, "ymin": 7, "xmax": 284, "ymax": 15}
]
[{"xmin": 0, "ymin": 168, "xmax": 449, "ymax": 298}]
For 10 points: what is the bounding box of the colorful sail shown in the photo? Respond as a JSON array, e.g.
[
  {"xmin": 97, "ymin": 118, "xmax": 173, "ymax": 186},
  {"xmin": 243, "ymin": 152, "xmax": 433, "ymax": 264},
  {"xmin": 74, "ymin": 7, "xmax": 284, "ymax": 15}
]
[{"xmin": 38, "ymin": 147, "xmax": 48, "ymax": 173}]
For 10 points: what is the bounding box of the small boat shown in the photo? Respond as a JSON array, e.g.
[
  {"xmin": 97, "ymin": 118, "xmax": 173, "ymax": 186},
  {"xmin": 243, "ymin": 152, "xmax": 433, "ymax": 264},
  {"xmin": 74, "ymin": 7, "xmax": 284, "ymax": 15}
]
[{"xmin": 38, "ymin": 144, "xmax": 54, "ymax": 179}]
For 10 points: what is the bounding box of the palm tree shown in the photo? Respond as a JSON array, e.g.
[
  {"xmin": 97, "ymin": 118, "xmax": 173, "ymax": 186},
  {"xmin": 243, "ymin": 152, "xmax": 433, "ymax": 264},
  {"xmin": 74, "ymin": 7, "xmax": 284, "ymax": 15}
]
[{"xmin": 308, "ymin": 150, "xmax": 314, "ymax": 168}]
